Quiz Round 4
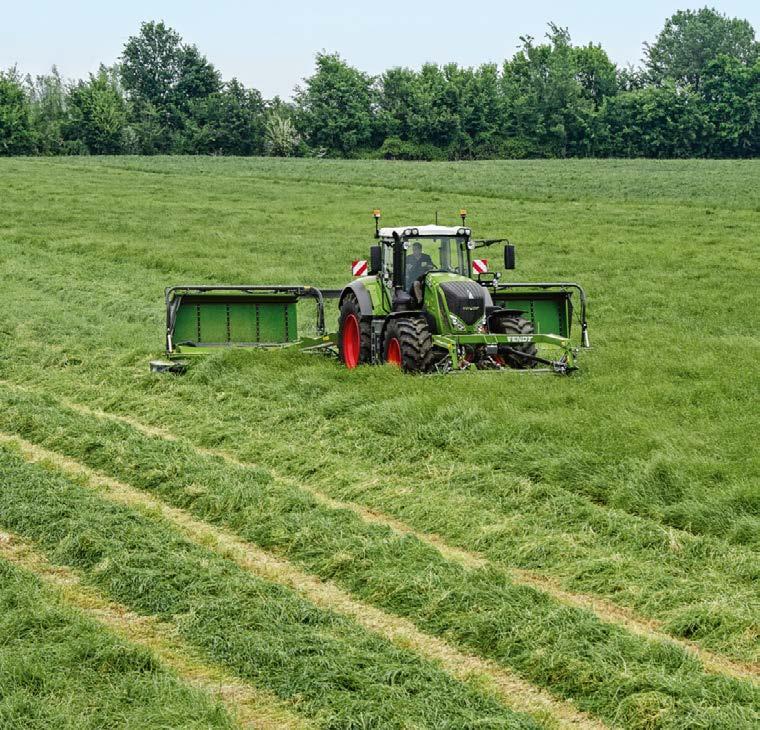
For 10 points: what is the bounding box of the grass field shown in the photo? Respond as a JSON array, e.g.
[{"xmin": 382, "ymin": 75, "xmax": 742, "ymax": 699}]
[{"xmin": 0, "ymin": 156, "xmax": 758, "ymax": 728}]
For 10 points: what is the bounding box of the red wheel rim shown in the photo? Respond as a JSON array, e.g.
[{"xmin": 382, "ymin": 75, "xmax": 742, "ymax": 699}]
[
  {"xmin": 386, "ymin": 337, "xmax": 402, "ymax": 366},
  {"xmin": 342, "ymin": 314, "xmax": 360, "ymax": 368}
]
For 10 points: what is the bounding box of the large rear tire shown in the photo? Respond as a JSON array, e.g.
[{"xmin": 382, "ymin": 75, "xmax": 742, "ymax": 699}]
[
  {"xmin": 383, "ymin": 317, "xmax": 433, "ymax": 373},
  {"xmin": 338, "ymin": 293, "xmax": 371, "ymax": 368},
  {"xmin": 491, "ymin": 315, "xmax": 538, "ymax": 369}
]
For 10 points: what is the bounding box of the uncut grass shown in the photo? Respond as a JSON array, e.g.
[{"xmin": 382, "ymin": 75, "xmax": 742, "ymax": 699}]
[
  {"xmin": 0, "ymin": 446, "xmax": 537, "ymax": 730},
  {"xmin": 1, "ymin": 389, "xmax": 758, "ymax": 730},
  {"xmin": 0, "ymin": 245, "xmax": 758, "ymax": 662},
  {"xmin": 0, "ymin": 158, "xmax": 758, "ymax": 550},
  {"xmin": 0, "ymin": 558, "xmax": 233, "ymax": 730},
  {"xmin": 34, "ymin": 156, "xmax": 760, "ymax": 211}
]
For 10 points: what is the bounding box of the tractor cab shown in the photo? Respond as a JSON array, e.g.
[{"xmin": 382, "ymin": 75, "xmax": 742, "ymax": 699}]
[{"xmin": 374, "ymin": 224, "xmax": 472, "ymax": 297}]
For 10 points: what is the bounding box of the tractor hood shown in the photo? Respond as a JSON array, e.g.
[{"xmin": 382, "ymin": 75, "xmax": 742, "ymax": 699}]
[{"xmin": 438, "ymin": 279, "xmax": 488, "ymax": 325}]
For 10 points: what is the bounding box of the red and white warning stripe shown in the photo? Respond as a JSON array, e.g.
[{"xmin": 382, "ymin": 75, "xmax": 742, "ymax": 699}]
[
  {"xmin": 472, "ymin": 258, "xmax": 489, "ymax": 275},
  {"xmin": 352, "ymin": 259, "xmax": 368, "ymax": 277}
]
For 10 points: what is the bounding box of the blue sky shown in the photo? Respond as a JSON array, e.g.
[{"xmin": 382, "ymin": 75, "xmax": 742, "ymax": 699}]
[{"xmin": 2, "ymin": 1, "xmax": 759, "ymax": 99}]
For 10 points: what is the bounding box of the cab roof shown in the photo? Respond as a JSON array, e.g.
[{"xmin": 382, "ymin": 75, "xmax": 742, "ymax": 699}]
[{"xmin": 378, "ymin": 224, "xmax": 470, "ymax": 239}]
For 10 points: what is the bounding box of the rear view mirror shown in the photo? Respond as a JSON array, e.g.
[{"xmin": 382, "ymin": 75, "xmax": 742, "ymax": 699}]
[
  {"xmin": 504, "ymin": 244, "xmax": 516, "ymax": 270},
  {"xmin": 369, "ymin": 245, "xmax": 382, "ymax": 274}
]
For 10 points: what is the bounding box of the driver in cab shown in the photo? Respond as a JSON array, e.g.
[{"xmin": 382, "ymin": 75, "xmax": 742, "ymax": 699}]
[{"xmin": 405, "ymin": 242, "xmax": 435, "ymax": 289}]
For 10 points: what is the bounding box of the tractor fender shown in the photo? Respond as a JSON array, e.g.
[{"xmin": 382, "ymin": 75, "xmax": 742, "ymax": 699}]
[{"xmin": 339, "ymin": 281, "xmax": 374, "ymax": 317}]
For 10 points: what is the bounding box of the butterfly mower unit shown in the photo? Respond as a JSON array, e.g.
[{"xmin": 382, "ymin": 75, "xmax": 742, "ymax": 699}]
[{"xmin": 151, "ymin": 211, "xmax": 589, "ymax": 374}]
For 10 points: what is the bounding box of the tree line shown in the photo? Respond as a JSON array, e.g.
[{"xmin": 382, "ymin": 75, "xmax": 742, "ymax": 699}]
[{"xmin": 1, "ymin": 7, "xmax": 758, "ymax": 159}]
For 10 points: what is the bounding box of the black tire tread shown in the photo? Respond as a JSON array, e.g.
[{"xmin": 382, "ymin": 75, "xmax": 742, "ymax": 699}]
[
  {"xmin": 384, "ymin": 316, "xmax": 433, "ymax": 373},
  {"xmin": 492, "ymin": 315, "xmax": 538, "ymax": 369}
]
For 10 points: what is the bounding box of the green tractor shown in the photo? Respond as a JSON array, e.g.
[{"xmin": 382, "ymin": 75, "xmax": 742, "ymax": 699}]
[
  {"xmin": 335, "ymin": 210, "xmax": 588, "ymax": 373},
  {"xmin": 152, "ymin": 211, "xmax": 588, "ymax": 374}
]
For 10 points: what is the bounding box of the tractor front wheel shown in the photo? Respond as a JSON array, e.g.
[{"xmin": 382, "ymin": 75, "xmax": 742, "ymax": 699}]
[
  {"xmin": 383, "ymin": 317, "xmax": 433, "ymax": 373},
  {"xmin": 338, "ymin": 293, "xmax": 371, "ymax": 368},
  {"xmin": 491, "ymin": 315, "xmax": 538, "ymax": 369}
]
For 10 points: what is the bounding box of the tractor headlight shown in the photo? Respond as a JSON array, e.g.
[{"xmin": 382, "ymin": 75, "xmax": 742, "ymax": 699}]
[{"xmin": 449, "ymin": 313, "xmax": 467, "ymax": 331}]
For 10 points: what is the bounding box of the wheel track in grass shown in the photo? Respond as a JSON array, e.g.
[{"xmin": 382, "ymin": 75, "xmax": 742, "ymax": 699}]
[
  {"xmin": 0, "ymin": 432, "xmax": 604, "ymax": 730},
  {"xmin": 30, "ymin": 387, "xmax": 758, "ymax": 685},
  {"xmin": 0, "ymin": 529, "xmax": 308, "ymax": 730}
]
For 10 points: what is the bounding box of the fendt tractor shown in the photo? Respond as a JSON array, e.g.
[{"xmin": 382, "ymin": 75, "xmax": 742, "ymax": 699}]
[{"xmin": 152, "ymin": 211, "xmax": 589, "ymax": 374}]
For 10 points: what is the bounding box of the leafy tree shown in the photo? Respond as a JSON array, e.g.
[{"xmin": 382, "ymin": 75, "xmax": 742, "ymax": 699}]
[
  {"xmin": 25, "ymin": 67, "xmax": 68, "ymax": 154},
  {"xmin": 295, "ymin": 53, "xmax": 375, "ymax": 155},
  {"xmin": 121, "ymin": 21, "xmax": 183, "ymax": 111},
  {"xmin": 175, "ymin": 45, "xmax": 221, "ymax": 106},
  {"xmin": 0, "ymin": 69, "xmax": 35, "ymax": 154},
  {"xmin": 645, "ymin": 7, "xmax": 758, "ymax": 90},
  {"xmin": 573, "ymin": 44, "xmax": 619, "ymax": 108},
  {"xmin": 377, "ymin": 67, "xmax": 420, "ymax": 142},
  {"xmin": 66, "ymin": 68, "xmax": 127, "ymax": 154},
  {"xmin": 123, "ymin": 98, "xmax": 170, "ymax": 154},
  {"xmin": 454, "ymin": 63, "xmax": 504, "ymax": 158},
  {"xmin": 409, "ymin": 64, "xmax": 462, "ymax": 151},
  {"xmin": 264, "ymin": 112, "xmax": 301, "ymax": 156},
  {"xmin": 120, "ymin": 20, "xmax": 221, "ymax": 144},
  {"xmin": 378, "ymin": 63, "xmax": 505, "ymax": 159},
  {"xmin": 502, "ymin": 26, "xmax": 596, "ymax": 157},
  {"xmin": 700, "ymin": 55, "xmax": 760, "ymax": 156},
  {"xmin": 599, "ymin": 84, "xmax": 711, "ymax": 157},
  {"xmin": 184, "ymin": 79, "xmax": 265, "ymax": 155}
]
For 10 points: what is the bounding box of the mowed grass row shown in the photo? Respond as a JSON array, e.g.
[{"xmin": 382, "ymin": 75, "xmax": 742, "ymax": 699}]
[
  {"xmin": 1, "ymin": 157, "xmax": 758, "ymax": 551},
  {"xmin": 0, "ymin": 445, "xmax": 538, "ymax": 730},
  {"xmin": 5, "ymin": 433, "xmax": 602, "ymax": 729},
  {"xmin": 0, "ymin": 556, "xmax": 235, "ymax": 730},
  {"xmin": 1, "ymin": 387, "xmax": 757, "ymax": 730},
  {"xmin": 0, "ymin": 239, "xmax": 758, "ymax": 664}
]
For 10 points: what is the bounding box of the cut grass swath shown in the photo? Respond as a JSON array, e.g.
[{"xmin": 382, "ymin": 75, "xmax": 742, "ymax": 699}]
[
  {"xmin": 2, "ymin": 432, "xmax": 600, "ymax": 730},
  {"xmin": 9, "ymin": 381, "xmax": 754, "ymax": 682},
  {"xmin": 0, "ymin": 338, "xmax": 756, "ymax": 665},
  {"xmin": 0, "ymin": 444, "xmax": 541, "ymax": 729},
  {"xmin": 0, "ymin": 545, "xmax": 237, "ymax": 730},
  {"xmin": 0, "ymin": 389, "xmax": 757, "ymax": 730},
  {"xmin": 0, "ymin": 531, "xmax": 307, "ymax": 730}
]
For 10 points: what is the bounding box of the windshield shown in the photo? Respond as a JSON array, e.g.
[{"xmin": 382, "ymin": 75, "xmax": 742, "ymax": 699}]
[{"xmin": 405, "ymin": 237, "xmax": 465, "ymax": 289}]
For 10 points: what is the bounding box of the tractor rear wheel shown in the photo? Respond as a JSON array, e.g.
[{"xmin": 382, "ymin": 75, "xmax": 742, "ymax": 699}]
[
  {"xmin": 338, "ymin": 293, "xmax": 371, "ymax": 368},
  {"xmin": 383, "ymin": 317, "xmax": 433, "ymax": 373},
  {"xmin": 491, "ymin": 315, "xmax": 538, "ymax": 369}
]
